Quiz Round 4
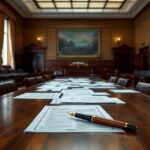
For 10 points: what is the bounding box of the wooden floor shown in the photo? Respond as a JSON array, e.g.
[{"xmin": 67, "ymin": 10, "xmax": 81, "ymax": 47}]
[{"xmin": 0, "ymin": 80, "xmax": 150, "ymax": 150}]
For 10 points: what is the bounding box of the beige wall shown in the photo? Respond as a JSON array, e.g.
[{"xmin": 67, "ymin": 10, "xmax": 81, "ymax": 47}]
[
  {"xmin": 0, "ymin": 1, "xmax": 23, "ymax": 54},
  {"xmin": 1, "ymin": 1, "xmax": 149, "ymax": 63},
  {"xmin": 23, "ymin": 19, "xmax": 134, "ymax": 60},
  {"xmin": 134, "ymin": 3, "xmax": 150, "ymax": 54}
]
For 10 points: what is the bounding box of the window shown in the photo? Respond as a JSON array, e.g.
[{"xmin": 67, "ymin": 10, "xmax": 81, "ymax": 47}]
[
  {"xmin": 1, "ymin": 18, "xmax": 14, "ymax": 68},
  {"xmin": 2, "ymin": 18, "xmax": 8, "ymax": 66}
]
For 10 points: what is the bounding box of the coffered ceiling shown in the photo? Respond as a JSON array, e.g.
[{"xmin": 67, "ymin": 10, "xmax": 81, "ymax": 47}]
[{"xmin": 5, "ymin": 0, "xmax": 150, "ymax": 18}]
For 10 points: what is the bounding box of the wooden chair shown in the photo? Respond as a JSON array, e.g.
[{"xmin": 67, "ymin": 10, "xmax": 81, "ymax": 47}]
[
  {"xmin": 0, "ymin": 80, "xmax": 17, "ymax": 95},
  {"xmin": 136, "ymin": 82, "xmax": 150, "ymax": 95},
  {"xmin": 43, "ymin": 74, "xmax": 51, "ymax": 81},
  {"xmin": 53, "ymin": 70, "xmax": 64, "ymax": 77},
  {"xmin": 108, "ymin": 76, "xmax": 117, "ymax": 83},
  {"xmin": 36, "ymin": 76, "xmax": 44, "ymax": 83},
  {"xmin": 23, "ymin": 77, "xmax": 38, "ymax": 87},
  {"xmin": 116, "ymin": 78, "xmax": 130, "ymax": 87},
  {"xmin": 144, "ymin": 71, "xmax": 150, "ymax": 82}
]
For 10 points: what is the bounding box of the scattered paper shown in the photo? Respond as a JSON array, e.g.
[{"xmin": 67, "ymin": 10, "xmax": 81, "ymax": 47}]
[
  {"xmin": 110, "ymin": 89, "xmax": 140, "ymax": 93},
  {"xmin": 14, "ymin": 93, "xmax": 61, "ymax": 99},
  {"xmin": 25, "ymin": 105, "xmax": 124, "ymax": 133},
  {"xmin": 51, "ymin": 96, "xmax": 125, "ymax": 105},
  {"xmin": 61, "ymin": 89, "xmax": 94, "ymax": 95}
]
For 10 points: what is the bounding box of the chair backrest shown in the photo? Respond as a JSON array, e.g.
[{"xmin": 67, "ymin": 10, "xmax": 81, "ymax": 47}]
[
  {"xmin": 136, "ymin": 82, "xmax": 150, "ymax": 95},
  {"xmin": 23, "ymin": 77, "xmax": 37, "ymax": 86},
  {"xmin": 43, "ymin": 74, "xmax": 51, "ymax": 80},
  {"xmin": 116, "ymin": 78, "xmax": 129, "ymax": 87},
  {"xmin": 36, "ymin": 76, "xmax": 44, "ymax": 83},
  {"xmin": 145, "ymin": 71, "xmax": 150, "ymax": 78},
  {"xmin": 108, "ymin": 76, "xmax": 117, "ymax": 83},
  {"xmin": 53, "ymin": 70, "xmax": 63, "ymax": 76},
  {"xmin": 0, "ymin": 80, "xmax": 17, "ymax": 95}
]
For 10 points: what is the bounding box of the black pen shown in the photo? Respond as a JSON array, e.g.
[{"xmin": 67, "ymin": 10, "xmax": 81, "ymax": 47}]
[{"xmin": 68, "ymin": 112, "xmax": 137, "ymax": 132}]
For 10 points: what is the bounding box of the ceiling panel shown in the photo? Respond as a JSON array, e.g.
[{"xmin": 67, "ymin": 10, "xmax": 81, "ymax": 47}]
[{"xmin": 5, "ymin": 0, "xmax": 150, "ymax": 18}]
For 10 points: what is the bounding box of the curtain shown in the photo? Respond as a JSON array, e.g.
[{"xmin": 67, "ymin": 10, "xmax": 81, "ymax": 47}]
[
  {"xmin": 8, "ymin": 19, "xmax": 15, "ymax": 69},
  {"xmin": 0, "ymin": 12, "xmax": 4, "ymax": 67}
]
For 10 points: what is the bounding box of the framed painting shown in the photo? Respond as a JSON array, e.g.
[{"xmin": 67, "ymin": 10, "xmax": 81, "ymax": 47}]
[{"xmin": 57, "ymin": 29, "xmax": 100, "ymax": 57}]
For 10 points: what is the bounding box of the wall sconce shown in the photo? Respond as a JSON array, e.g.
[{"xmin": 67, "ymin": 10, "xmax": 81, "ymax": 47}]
[
  {"xmin": 115, "ymin": 36, "xmax": 121, "ymax": 44},
  {"xmin": 36, "ymin": 36, "xmax": 43, "ymax": 45}
]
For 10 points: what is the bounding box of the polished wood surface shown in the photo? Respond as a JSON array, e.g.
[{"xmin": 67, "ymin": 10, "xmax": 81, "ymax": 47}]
[
  {"xmin": 45, "ymin": 59, "xmax": 114, "ymax": 76},
  {"xmin": 65, "ymin": 66, "xmax": 93, "ymax": 76},
  {"xmin": 0, "ymin": 81, "xmax": 150, "ymax": 150}
]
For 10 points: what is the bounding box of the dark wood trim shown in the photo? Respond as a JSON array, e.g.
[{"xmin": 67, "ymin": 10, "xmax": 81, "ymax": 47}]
[{"xmin": 45, "ymin": 59, "xmax": 114, "ymax": 78}]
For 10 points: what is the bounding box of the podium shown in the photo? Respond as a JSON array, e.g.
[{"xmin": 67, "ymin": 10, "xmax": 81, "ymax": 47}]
[{"xmin": 65, "ymin": 62, "xmax": 93, "ymax": 76}]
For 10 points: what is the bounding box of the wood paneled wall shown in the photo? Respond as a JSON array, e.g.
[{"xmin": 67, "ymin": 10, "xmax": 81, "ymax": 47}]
[{"xmin": 45, "ymin": 59, "xmax": 114, "ymax": 78}]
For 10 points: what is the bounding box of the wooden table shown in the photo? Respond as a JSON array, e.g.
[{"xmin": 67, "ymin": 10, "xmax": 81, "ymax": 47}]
[{"xmin": 0, "ymin": 82, "xmax": 150, "ymax": 150}]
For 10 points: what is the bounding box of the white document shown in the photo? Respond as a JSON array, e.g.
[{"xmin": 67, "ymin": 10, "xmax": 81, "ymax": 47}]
[
  {"xmin": 79, "ymin": 83, "xmax": 93, "ymax": 86},
  {"xmin": 69, "ymin": 78, "xmax": 90, "ymax": 81},
  {"xmin": 51, "ymin": 87, "xmax": 68, "ymax": 91},
  {"xmin": 82, "ymin": 82, "xmax": 113, "ymax": 87},
  {"xmin": 37, "ymin": 85, "xmax": 68, "ymax": 92},
  {"xmin": 84, "ymin": 86, "xmax": 117, "ymax": 89},
  {"xmin": 51, "ymin": 96, "xmax": 125, "ymax": 104},
  {"xmin": 14, "ymin": 93, "xmax": 61, "ymax": 99},
  {"xmin": 91, "ymin": 92, "xmax": 110, "ymax": 96},
  {"xmin": 54, "ymin": 78, "xmax": 69, "ymax": 81},
  {"xmin": 68, "ymin": 84, "xmax": 81, "ymax": 88},
  {"xmin": 25, "ymin": 105, "xmax": 124, "ymax": 133},
  {"xmin": 38, "ymin": 85, "xmax": 56, "ymax": 89},
  {"xmin": 94, "ymin": 81, "xmax": 106, "ymax": 84},
  {"xmin": 71, "ymin": 80, "xmax": 91, "ymax": 83},
  {"xmin": 61, "ymin": 89, "xmax": 94, "ymax": 95},
  {"xmin": 95, "ymin": 83, "xmax": 116, "ymax": 86},
  {"xmin": 110, "ymin": 89, "xmax": 140, "ymax": 93}
]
